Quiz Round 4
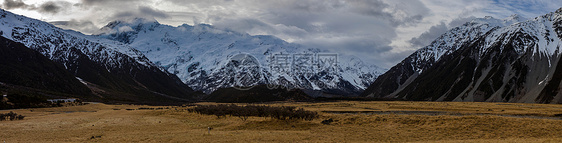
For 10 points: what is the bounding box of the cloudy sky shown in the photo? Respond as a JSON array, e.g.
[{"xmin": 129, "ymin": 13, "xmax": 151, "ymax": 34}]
[{"xmin": 1, "ymin": 0, "xmax": 560, "ymax": 68}]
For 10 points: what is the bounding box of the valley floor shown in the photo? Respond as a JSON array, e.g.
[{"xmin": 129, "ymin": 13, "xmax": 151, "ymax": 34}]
[{"xmin": 1, "ymin": 101, "xmax": 562, "ymax": 142}]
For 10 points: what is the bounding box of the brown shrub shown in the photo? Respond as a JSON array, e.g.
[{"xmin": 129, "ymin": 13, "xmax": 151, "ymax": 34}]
[{"xmin": 189, "ymin": 104, "xmax": 317, "ymax": 121}]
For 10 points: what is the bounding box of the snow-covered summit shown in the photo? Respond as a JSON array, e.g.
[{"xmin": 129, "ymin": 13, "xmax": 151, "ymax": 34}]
[
  {"xmin": 0, "ymin": 9, "xmax": 195, "ymax": 100},
  {"xmin": 410, "ymin": 15, "xmax": 525, "ymax": 73},
  {"xmin": 363, "ymin": 8, "xmax": 562, "ymax": 104},
  {"xmin": 97, "ymin": 18, "xmax": 386, "ymax": 95},
  {"xmin": 0, "ymin": 9, "xmax": 154, "ymax": 68},
  {"xmin": 480, "ymin": 10, "xmax": 561, "ymax": 57},
  {"xmin": 361, "ymin": 14, "xmax": 527, "ymax": 97},
  {"xmin": 503, "ymin": 14, "xmax": 525, "ymax": 24}
]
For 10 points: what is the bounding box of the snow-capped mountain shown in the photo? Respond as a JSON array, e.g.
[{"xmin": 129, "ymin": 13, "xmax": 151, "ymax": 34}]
[
  {"xmin": 362, "ymin": 14, "xmax": 525, "ymax": 98},
  {"xmin": 97, "ymin": 18, "xmax": 386, "ymax": 95},
  {"xmin": 0, "ymin": 9, "xmax": 195, "ymax": 104},
  {"xmin": 363, "ymin": 8, "xmax": 562, "ymax": 103}
]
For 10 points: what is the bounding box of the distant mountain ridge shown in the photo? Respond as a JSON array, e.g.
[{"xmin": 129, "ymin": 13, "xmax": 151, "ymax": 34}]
[
  {"xmin": 97, "ymin": 18, "xmax": 386, "ymax": 96},
  {"xmin": 362, "ymin": 8, "xmax": 562, "ymax": 103},
  {"xmin": 204, "ymin": 85, "xmax": 313, "ymax": 103}
]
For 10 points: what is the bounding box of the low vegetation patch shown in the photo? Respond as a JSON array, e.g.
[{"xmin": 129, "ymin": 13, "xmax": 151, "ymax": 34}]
[
  {"xmin": 0, "ymin": 93, "xmax": 83, "ymax": 109},
  {"xmin": 0, "ymin": 111, "xmax": 24, "ymax": 121},
  {"xmin": 188, "ymin": 104, "xmax": 318, "ymax": 121}
]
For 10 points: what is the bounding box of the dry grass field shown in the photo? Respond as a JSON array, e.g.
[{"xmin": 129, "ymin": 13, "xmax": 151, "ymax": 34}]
[{"xmin": 2, "ymin": 101, "xmax": 562, "ymax": 142}]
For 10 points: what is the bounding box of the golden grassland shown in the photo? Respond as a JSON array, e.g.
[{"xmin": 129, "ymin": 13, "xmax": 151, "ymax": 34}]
[{"xmin": 2, "ymin": 101, "xmax": 562, "ymax": 142}]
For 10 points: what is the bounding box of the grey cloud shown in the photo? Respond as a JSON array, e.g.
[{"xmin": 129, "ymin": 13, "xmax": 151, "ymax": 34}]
[
  {"xmin": 347, "ymin": 0, "xmax": 429, "ymax": 26},
  {"xmin": 214, "ymin": 18, "xmax": 275, "ymax": 33},
  {"xmin": 232, "ymin": 0, "xmax": 406, "ymax": 39},
  {"xmin": 2, "ymin": 0, "xmax": 29, "ymax": 9},
  {"xmin": 408, "ymin": 16, "xmax": 476, "ymax": 48},
  {"xmin": 38, "ymin": 2, "xmax": 62, "ymax": 14},
  {"xmin": 210, "ymin": 2, "xmax": 401, "ymax": 65},
  {"xmin": 347, "ymin": 0, "xmax": 391, "ymax": 18},
  {"xmin": 482, "ymin": 0, "xmax": 560, "ymax": 19},
  {"xmin": 300, "ymin": 35, "xmax": 395, "ymax": 67},
  {"xmin": 408, "ymin": 22, "xmax": 448, "ymax": 48},
  {"xmin": 2, "ymin": 0, "xmax": 69, "ymax": 14},
  {"xmin": 139, "ymin": 6, "xmax": 168, "ymax": 18},
  {"xmin": 374, "ymin": 49, "xmax": 417, "ymax": 68},
  {"xmin": 213, "ymin": 18, "xmax": 309, "ymax": 42},
  {"xmin": 448, "ymin": 16, "xmax": 476, "ymax": 28},
  {"xmin": 10, "ymin": 0, "xmax": 554, "ymax": 69},
  {"xmin": 113, "ymin": 11, "xmax": 135, "ymax": 18},
  {"xmin": 81, "ymin": 0, "xmax": 149, "ymax": 5},
  {"xmin": 81, "ymin": 0, "xmax": 107, "ymax": 5},
  {"xmin": 166, "ymin": 0, "xmax": 234, "ymax": 7},
  {"xmin": 305, "ymin": 37, "xmax": 393, "ymax": 53},
  {"xmin": 386, "ymin": 0, "xmax": 429, "ymax": 26},
  {"xmin": 209, "ymin": 0, "xmax": 427, "ymax": 68},
  {"xmin": 9, "ymin": 0, "xmax": 432, "ymax": 68},
  {"xmin": 50, "ymin": 19, "xmax": 101, "ymax": 34},
  {"xmin": 111, "ymin": 6, "xmax": 169, "ymax": 20},
  {"xmin": 285, "ymin": 0, "xmax": 345, "ymax": 13},
  {"xmin": 77, "ymin": 0, "xmax": 151, "ymax": 13}
]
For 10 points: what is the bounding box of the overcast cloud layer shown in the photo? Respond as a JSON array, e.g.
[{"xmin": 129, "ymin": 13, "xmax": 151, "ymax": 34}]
[{"xmin": 1, "ymin": 0, "xmax": 560, "ymax": 68}]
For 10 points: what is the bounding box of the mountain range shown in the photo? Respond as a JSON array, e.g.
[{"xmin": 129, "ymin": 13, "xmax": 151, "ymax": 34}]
[
  {"xmin": 94, "ymin": 18, "xmax": 385, "ymax": 96},
  {"xmin": 0, "ymin": 8, "xmax": 384, "ymax": 104},
  {"xmin": 3, "ymin": 7, "xmax": 562, "ymax": 104},
  {"xmin": 362, "ymin": 8, "xmax": 562, "ymax": 103},
  {"xmin": 0, "ymin": 9, "xmax": 195, "ymax": 105}
]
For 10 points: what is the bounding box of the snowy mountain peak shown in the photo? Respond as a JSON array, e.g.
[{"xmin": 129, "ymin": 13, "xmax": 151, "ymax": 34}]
[
  {"xmin": 0, "ymin": 8, "xmax": 385, "ymax": 96},
  {"xmin": 361, "ymin": 14, "xmax": 531, "ymax": 98},
  {"xmin": 0, "ymin": 9, "xmax": 195, "ymax": 101},
  {"xmin": 466, "ymin": 15, "xmax": 522, "ymax": 28},
  {"xmin": 102, "ymin": 18, "xmax": 160, "ymax": 29},
  {"xmin": 480, "ymin": 8, "xmax": 562, "ymax": 57},
  {"xmin": 468, "ymin": 16, "xmax": 498, "ymax": 25},
  {"xmin": 503, "ymin": 14, "xmax": 525, "ymax": 24},
  {"xmin": 408, "ymin": 15, "xmax": 515, "ymax": 73},
  {"xmin": 99, "ymin": 18, "xmax": 164, "ymax": 44},
  {"xmin": 363, "ymin": 8, "xmax": 562, "ymax": 103},
  {"xmin": 96, "ymin": 18, "xmax": 386, "ymax": 95},
  {"xmin": 100, "ymin": 18, "xmax": 162, "ymax": 36},
  {"xmin": 0, "ymin": 9, "xmax": 157, "ymax": 67},
  {"xmin": 347, "ymin": 56, "xmax": 365, "ymax": 67}
]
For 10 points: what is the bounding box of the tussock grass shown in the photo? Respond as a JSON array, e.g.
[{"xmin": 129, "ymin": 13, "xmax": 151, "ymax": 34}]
[{"xmin": 1, "ymin": 101, "xmax": 562, "ymax": 142}]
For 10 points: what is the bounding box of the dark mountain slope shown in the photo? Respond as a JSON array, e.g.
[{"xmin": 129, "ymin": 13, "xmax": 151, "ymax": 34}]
[
  {"xmin": 0, "ymin": 9, "xmax": 196, "ymax": 104},
  {"xmin": 361, "ymin": 16, "xmax": 521, "ymax": 98},
  {"xmin": 205, "ymin": 85, "xmax": 313, "ymax": 103},
  {"xmin": 364, "ymin": 8, "xmax": 562, "ymax": 103},
  {"xmin": 0, "ymin": 36, "xmax": 93, "ymax": 98}
]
